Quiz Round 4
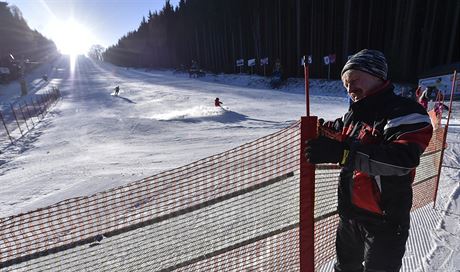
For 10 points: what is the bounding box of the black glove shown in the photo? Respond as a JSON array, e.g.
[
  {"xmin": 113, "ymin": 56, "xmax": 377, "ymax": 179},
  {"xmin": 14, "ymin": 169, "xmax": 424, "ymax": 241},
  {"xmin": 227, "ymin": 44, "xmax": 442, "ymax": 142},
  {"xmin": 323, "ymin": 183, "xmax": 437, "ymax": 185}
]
[{"xmin": 305, "ymin": 136, "xmax": 349, "ymax": 164}]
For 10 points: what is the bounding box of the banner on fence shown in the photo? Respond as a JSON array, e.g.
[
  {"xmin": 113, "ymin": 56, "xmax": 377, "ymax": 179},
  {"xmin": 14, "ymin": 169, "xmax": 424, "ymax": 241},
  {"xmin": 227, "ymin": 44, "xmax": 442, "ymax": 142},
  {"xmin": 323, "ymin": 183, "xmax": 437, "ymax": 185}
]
[{"xmin": 419, "ymin": 73, "xmax": 460, "ymax": 97}]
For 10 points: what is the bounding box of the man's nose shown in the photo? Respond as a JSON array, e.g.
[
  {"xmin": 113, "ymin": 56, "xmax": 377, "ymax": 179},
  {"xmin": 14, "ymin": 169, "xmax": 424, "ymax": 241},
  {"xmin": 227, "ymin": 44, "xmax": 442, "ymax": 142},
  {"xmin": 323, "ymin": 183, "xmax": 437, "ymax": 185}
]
[{"xmin": 347, "ymin": 85, "xmax": 357, "ymax": 93}]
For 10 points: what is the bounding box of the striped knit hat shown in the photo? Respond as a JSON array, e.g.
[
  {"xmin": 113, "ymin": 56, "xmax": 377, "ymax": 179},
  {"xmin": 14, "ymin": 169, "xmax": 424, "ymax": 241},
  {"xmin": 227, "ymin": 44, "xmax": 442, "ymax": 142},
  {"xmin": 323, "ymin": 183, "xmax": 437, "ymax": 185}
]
[{"xmin": 341, "ymin": 49, "xmax": 388, "ymax": 80}]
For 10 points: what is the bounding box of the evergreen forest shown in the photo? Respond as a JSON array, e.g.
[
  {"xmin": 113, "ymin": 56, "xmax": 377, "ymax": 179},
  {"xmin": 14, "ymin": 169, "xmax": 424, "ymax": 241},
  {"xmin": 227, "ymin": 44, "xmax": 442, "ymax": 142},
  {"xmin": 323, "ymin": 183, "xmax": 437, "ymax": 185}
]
[{"xmin": 103, "ymin": 0, "xmax": 460, "ymax": 82}]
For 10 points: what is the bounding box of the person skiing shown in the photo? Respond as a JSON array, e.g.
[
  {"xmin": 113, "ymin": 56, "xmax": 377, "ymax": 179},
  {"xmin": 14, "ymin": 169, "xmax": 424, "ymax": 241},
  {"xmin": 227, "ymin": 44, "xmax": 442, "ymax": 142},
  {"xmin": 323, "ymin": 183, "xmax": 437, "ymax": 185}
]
[
  {"xmin": 305, "ymin": 49, "xmax": 433, "ymax": 272},
  {"xmin": 114, "ymin": 86, "xmax": 120, "ymax": 96},
  {"xmin": 214, "ymin": 97, "xmax": 223, "ymax": 107}
]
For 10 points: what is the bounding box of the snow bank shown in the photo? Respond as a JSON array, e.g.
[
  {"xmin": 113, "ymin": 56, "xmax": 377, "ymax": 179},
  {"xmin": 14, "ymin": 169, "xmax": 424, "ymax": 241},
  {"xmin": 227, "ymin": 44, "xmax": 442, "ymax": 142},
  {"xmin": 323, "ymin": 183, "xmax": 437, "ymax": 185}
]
[{"xmin": 152, "ymin": 105, "xmax": 225, "ymax": 120}]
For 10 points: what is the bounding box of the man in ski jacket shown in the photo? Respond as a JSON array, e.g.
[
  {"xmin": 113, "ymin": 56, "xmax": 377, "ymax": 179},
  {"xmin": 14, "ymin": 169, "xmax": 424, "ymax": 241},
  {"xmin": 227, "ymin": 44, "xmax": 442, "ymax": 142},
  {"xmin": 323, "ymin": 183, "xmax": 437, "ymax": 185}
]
[{"xmin": 305, "ymin": 49, "xmax": 433, "ymax": 272}]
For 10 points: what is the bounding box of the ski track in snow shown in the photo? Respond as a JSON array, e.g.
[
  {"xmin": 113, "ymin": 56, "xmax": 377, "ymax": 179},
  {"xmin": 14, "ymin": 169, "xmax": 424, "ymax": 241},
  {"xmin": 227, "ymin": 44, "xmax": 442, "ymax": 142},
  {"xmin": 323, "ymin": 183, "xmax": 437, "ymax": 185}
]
[
  {"xmin": 419, "ymin": 126, "xmax": 460, "ymax": 272},
  {"xmin": 0, "ymin": 56, "xmax": 459, "ymax": 271}
]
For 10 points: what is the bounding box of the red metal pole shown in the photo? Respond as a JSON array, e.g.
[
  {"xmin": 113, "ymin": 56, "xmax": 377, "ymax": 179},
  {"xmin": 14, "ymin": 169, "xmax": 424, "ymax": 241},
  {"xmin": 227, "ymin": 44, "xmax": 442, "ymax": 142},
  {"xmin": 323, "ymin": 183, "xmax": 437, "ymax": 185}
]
[
  {"xmin": 433, "ymin": 70, "xmax": 457, "ymax": 208},
  {"xmin": 444, "ymin": 70, "xmax": 457, "ymax": 130},
  {"xmin": 304, "ymin": 62, "xmax": 310, "ymax": 117},
  {"xmin": 300, "ymin": 116, "xmax": 317, "ymax": 272}
]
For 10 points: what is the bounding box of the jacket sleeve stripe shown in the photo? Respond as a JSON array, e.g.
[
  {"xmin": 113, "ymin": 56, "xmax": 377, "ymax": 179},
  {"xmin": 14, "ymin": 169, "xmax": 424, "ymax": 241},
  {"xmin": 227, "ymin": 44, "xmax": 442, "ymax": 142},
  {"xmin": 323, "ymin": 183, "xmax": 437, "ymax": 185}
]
[
  {"xmin": 394, "ymin": 125, "xmax": 433, "ymax": 151},
  {"xmin": 384, "ymin": 113, "xmax": 431, "ymax": 130},
  {"xmin": 354, "ymin": 151, "xmax": 414, "ymax": 176}
]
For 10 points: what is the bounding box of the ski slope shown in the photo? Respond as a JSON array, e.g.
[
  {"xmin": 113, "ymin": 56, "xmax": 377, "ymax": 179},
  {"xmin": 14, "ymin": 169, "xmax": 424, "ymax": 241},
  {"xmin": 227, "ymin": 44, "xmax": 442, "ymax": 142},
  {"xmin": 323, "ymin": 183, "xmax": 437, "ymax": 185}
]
[{"xmin": 0, "ymin": 55, "xmax": 458, "ymax": 271}]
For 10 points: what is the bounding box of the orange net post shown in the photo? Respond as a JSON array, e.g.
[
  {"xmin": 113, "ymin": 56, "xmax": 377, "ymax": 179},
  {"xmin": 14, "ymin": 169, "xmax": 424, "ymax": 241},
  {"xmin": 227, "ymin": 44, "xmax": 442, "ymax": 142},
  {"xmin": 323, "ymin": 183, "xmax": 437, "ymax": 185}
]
[{"xmin": 299, "ymin": 116, "xmax": 318, "ymax": 272}]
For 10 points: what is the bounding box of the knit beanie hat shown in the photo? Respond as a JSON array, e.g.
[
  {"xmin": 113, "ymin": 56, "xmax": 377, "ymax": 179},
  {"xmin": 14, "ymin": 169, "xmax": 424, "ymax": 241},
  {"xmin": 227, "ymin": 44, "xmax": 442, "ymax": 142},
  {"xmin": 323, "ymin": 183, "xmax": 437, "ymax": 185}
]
[{"xmin": 341, "ymin": 49, "xmax": 388, "ymax": 80}]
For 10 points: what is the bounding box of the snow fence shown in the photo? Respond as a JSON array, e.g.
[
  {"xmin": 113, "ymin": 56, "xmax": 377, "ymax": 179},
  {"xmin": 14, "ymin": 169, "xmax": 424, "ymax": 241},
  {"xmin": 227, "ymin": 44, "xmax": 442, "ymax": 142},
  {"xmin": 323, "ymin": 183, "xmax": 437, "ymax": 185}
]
[
  {"xmin": 0, "ymin": 87, "xmax": 61, "ymax": 153},
  {"xmin": 0, "ymin": 118, "xmax": 446, "ymax": 271}
]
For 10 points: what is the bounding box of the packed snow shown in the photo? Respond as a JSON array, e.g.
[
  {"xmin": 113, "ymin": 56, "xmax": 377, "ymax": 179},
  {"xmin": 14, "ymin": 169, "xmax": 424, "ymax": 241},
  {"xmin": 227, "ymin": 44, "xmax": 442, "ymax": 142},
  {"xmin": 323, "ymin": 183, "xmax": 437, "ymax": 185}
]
[{"xmin": 0, "ymin": 55, "xmax": 458, "ymax": 271}]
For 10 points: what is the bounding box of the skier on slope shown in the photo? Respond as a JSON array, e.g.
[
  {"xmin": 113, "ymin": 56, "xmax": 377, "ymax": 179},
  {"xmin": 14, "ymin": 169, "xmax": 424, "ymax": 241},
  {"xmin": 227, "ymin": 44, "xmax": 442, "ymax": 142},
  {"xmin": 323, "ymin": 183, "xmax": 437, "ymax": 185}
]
[
  {"xmin": 214, "ymin": 97, "xmax": 223, "ymax": 107},
  {"xmin": 305, "ymin": 49, "xmax": 433, "ymax": 272},
  {"xmin": 114, "ymin": 86, "xmax": 120, "ymax": 96}
]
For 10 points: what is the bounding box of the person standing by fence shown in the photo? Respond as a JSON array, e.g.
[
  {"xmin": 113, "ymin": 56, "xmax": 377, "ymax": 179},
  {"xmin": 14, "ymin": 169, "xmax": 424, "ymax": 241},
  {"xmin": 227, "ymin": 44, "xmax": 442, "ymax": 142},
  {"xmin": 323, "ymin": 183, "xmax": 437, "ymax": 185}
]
[{"xmin": 305, "ymin": 49, "xmax": 433, "ymax": 272}]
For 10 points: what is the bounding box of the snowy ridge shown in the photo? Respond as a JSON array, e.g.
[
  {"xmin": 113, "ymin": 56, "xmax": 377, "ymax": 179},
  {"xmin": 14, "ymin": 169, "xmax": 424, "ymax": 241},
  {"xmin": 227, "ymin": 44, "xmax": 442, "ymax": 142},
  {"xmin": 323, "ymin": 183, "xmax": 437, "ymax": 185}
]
[{"xmin": 152, "ymin": 105, "xmax": 226, "ymax": 121}]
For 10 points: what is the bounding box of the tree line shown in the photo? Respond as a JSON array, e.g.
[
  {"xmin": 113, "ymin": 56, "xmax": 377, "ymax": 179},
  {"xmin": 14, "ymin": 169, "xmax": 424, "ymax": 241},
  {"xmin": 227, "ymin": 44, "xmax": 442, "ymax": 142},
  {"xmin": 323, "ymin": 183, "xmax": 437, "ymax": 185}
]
[
  {"xmin": 0, "ymin": 2, "xmax": 57, "ymax": 81},
  {"xmin": 103, "ymin": 0, "xmax": 460, "ymax": 82}
]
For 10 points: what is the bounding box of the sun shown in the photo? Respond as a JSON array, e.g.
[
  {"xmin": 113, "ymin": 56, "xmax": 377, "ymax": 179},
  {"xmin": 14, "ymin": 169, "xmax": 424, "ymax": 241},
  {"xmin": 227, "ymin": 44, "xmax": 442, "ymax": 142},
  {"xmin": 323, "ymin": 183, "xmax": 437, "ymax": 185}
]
[{"xmin": 47, "ymin": 19, "xmax": 93, "ymax": 57}]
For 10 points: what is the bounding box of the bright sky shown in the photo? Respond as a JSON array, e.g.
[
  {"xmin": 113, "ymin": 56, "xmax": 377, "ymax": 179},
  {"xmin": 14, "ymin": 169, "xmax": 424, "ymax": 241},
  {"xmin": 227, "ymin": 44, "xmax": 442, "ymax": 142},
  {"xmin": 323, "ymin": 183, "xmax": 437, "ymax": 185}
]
[{"xmin": 6, "ymin": 0, "xmax": 179, "ymax": 54}]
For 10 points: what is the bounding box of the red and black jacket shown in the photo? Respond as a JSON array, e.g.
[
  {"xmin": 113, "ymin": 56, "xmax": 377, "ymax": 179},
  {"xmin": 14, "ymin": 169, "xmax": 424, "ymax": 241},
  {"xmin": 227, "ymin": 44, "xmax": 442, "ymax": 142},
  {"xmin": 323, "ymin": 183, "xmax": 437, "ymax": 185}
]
[{"xmin": 332, "ymin": 82, "xmax": 433, "ymax": 226}]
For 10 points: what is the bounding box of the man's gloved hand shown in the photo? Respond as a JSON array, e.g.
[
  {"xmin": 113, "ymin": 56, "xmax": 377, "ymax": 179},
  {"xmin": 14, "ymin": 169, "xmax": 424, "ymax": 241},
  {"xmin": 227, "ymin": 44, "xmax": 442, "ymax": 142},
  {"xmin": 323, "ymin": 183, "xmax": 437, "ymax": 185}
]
[{"xmin": 305, "ymin": 136, "xmax": 349, "ymax": 164}]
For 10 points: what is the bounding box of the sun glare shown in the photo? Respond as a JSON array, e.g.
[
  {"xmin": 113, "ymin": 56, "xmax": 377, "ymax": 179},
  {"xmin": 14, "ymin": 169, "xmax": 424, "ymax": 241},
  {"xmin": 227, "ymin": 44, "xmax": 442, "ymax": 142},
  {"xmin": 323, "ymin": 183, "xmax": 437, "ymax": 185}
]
[{"xmin": 47, "ymin": 19, "xmax": 93, "ymax": 57}]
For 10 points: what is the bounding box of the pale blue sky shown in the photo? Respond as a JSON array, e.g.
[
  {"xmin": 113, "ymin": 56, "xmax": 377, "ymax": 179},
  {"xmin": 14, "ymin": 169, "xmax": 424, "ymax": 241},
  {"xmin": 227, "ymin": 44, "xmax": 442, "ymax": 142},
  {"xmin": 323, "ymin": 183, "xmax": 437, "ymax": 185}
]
[{"xmin": 6, "ymin": 0, "xmax": 179, "ymax": 51}]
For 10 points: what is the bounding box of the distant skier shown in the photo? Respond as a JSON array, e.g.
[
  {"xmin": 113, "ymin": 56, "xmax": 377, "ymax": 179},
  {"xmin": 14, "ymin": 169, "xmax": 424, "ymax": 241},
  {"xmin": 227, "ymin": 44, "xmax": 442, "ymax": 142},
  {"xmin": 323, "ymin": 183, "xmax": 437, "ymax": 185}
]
[
  {"xmin": 214, "ymin": 97, "xmax": 223, "ymax": 107},
  {"xmin": 114, "ymin": 86, "xmax": 120, "ymax": 96}
]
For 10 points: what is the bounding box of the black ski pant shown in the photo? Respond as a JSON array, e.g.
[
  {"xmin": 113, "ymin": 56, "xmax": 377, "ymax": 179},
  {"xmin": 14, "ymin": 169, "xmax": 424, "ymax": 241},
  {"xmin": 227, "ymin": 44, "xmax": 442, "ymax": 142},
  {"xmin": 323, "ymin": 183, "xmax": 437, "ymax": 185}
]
[{"xmin": 334, "ymin": 217, "xmax": 409, "ymax": 272}]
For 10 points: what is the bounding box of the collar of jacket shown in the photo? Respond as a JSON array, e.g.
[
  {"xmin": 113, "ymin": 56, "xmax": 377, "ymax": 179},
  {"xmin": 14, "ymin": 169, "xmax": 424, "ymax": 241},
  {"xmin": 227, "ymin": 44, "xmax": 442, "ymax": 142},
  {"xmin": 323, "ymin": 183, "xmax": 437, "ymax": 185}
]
[{"xmin": 350, "ymin": 81, "xmax": 394, "ymax": 115}]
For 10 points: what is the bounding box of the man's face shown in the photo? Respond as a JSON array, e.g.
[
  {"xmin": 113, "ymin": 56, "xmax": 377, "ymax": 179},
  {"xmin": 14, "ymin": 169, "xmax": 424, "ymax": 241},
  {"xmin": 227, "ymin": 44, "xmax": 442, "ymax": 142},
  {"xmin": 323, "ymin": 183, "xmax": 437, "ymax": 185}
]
[{"xmin": 342, "ymin": 70, "xmax": 384, "ymax": 102}]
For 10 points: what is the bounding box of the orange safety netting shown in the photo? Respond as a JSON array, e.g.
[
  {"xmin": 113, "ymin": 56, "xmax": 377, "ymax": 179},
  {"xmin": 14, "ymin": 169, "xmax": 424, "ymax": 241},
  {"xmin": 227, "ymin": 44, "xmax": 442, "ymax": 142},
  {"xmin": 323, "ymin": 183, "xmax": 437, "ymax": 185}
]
[{"xmin": 0, "ymin": 119, "xmax": 446, "ymax": 271}]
